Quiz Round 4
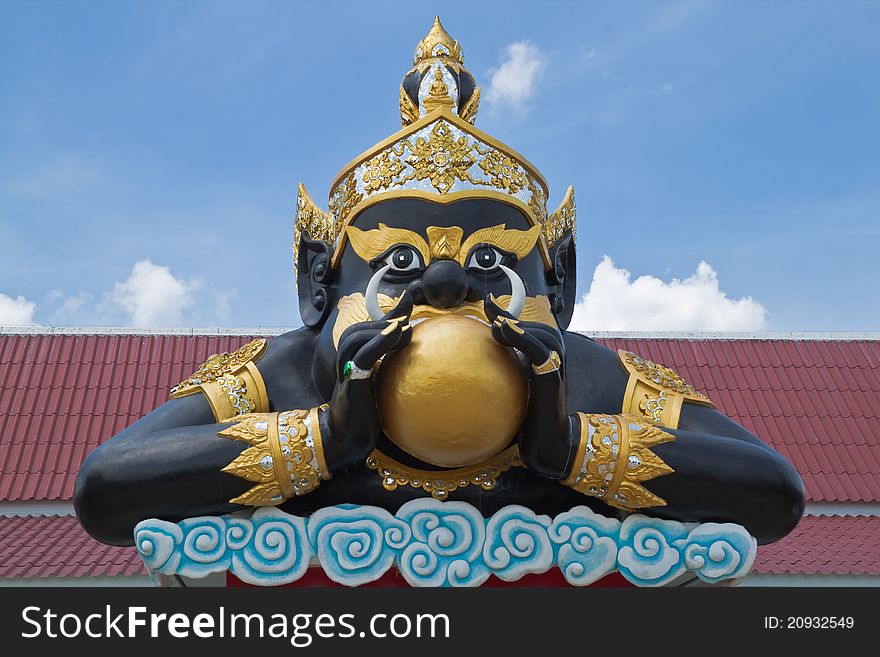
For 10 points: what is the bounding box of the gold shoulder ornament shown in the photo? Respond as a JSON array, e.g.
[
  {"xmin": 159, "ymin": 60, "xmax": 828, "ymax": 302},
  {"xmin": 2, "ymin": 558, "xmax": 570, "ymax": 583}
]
[
  {"xmin": 219, "ymin": 407, "xmax": 331, "ymax": 506},
  {"xmin": 563, "ymin": 413, "xmax": 675, "ymax": 510},
  {"xmin": 170, "ymin": 338, "xmax": 270, "ymax": 422},
  {"xmin": 618, "ymin": 350, "xmax": 715, "ymax": 429}
]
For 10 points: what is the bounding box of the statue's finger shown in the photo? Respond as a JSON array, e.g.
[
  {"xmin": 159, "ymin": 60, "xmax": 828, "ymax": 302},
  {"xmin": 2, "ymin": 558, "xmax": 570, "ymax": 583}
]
[
  {"xmin": 518, "ymin": 322, "xmax": 564, "ymax": 356},
  {"xmin": 484, "ymin": 293, "xmax": 515, "ymax": 323},
  {"xmin": 499, "ymin": 319, "xmax": 550, "ymax": 364},
  {"xmin": 383, "ymin": 289, "xmax": 413, "ymax": 321},
  {"xmin": 338, "ymin": 320, "xmax": 389, "ymax": 347},
  {"xmin": 394, "ymin": 323, "xmax": 413, "ymax": 351},
  {"xmin": 337, "ymin": 327, "xmax": 384, "ymax": 376},
  {"xmin": 352, "ymin": 321, "xmax": 404, "ymax": 370},
  {"xmin": 491, "ymin": 318, "xmax": 515, "ymax": 348}
]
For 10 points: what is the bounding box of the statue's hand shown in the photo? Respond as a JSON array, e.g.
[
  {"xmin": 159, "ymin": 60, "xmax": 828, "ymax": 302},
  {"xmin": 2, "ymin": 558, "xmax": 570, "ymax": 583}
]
[
  {"xmin": 325, "ymin": 292, "xmax": 414, "ymax": 465},
  {"xmin": 485, "ymin": 295, "xmax": 573, "ymax": 479},
  {"xmin": 485, "ymin": 294, "xmax": 564, "ymax": 372}
]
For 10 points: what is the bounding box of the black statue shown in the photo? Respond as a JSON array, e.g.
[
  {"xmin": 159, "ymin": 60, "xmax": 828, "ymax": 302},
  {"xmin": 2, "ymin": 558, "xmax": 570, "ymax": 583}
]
[{"xmin": 76, "ymin": 18, "xmax": 804, "ymax": 550}]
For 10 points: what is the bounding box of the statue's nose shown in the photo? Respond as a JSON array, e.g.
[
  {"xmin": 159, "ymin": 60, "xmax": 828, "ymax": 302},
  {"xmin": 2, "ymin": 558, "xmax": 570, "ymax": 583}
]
[{"xmin": 421, "ymin": 259, "xmax": 468, "ymax": 308}]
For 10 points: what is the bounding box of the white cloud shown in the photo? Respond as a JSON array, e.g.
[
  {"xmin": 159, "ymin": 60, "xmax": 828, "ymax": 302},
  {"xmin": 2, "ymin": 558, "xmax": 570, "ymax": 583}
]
[
  {"xmin": 486, "ymin": 41, "xmax": 546, "ymax": 110},
  {"xmin": 213, "ymin": 289, "xmax": 236, "ymax": 323},
  {"xmin": 570, "ymin": 256, "xmax": 766, "ymax": 332},
  {"xmin": 45, "ymin": 289, "xmax": 65, "ymax": 304},
  {"xmin": 0, "ymin": 293, "xmax": 37, "ymax": 325},
  {"xmin": 107, "ymin": 260, "xmax": 200, "ymax": 326},
  {"xmin": 39, "ymin": 261, "xmax": 238, "ymax": 327},
  {"xmin": 49, "ymin": 291, "xmax": 93, "ymax": 324}
]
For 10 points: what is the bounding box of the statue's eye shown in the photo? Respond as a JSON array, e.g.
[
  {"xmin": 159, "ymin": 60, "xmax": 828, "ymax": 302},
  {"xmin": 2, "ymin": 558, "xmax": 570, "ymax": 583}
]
[
  {"xmin": 385, "ymin": 245, "xmax": 421, "ymax": 272},
  {"xmin": 467, "ymin": 245, "xmax": 503, "ymax": 271}
]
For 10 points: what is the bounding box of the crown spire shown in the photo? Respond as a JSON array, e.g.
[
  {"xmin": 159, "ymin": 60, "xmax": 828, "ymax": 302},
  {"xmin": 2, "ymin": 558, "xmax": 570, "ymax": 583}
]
[
  {"xmin": 414, "ymin": 15, "xmax": 463, "ymax": 66},
  {"xmin": 400, "ymin": 16, "xmax": 481, "ymax": 126}
]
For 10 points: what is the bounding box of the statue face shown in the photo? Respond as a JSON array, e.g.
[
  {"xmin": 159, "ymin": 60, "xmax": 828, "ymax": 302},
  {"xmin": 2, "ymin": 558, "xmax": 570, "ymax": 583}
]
[
  {"xmin": 309, "ymin": 197, "xmax": 561, "ymax": 396},
  {"xmin": 335, "ymin": 197, "xmax": 554, "ymax": 318}
]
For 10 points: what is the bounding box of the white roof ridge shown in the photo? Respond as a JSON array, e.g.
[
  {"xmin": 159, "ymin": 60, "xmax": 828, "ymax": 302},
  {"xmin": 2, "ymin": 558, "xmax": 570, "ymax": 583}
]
[{"xmin": 1, "ymin": 326, "xmax": 880, "ymax": 341}]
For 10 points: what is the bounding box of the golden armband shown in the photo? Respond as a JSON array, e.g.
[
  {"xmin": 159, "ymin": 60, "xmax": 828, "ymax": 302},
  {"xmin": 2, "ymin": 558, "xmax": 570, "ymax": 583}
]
[
  {"xmin": 218, "ymin": 406, "xmax": 331, "ymax": 506},
  {"xmin": 618, "ymin": 350, "xmax": 715, "ymax": 429},
  {"xmin": 562, "ymin": 413, "xmax": 675, "ymax": 511},
  {"xmin": 169, "ymin": 339, "xmax": 270, "ymax": 422}
]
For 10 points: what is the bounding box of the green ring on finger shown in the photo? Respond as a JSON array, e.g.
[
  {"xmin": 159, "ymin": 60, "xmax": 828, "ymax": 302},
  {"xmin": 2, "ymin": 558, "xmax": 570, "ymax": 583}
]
[{"xmin": 343, "ymin": 360, "xmax": 372, "ymax": 380}]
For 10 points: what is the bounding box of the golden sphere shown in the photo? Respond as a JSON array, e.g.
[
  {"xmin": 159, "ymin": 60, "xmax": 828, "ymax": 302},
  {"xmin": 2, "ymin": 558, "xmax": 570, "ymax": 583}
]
[{"xmin": 376, "ymin": 314, "xmax": 528, "ymax": 468}]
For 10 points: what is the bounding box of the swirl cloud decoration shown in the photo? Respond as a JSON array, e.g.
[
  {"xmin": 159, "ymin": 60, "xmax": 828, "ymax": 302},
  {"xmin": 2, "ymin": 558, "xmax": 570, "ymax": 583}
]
[{"xmin": 135, "ymin": 500, "xmax": 756, "ymax": 587}]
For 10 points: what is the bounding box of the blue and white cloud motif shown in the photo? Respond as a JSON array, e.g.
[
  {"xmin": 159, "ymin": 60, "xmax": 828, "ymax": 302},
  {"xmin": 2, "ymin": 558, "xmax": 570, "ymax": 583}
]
[
  {"xmin": 307, "ymin": 505, "xmax": 409, "ymax": 586},
  {"xmin": 683, "ymin": 523, "xmax": 757, "ymax": 584},
  {"xmin": 136, "ymin": 507, "xmax": 310, "ymax": 586},
  {"xmin": 136, "ymin": 522, "xmax": 183, "ymax": 575},
  {"xmin": 549, "ymin": 506, "xmax": 620, "ymax": 586},
  {"xmin": 396, "ymin": 499, "xmax": 488, "ymax": 587},
  {"xmin": 176, "ymin": 516, "xmax": 229, "ymax": 578},
  {"xmin": 617, "ymin": 515, "xmax": 689, "ymax": 587},
  {"xmin": 232, "ymin": 508, "xmax": 310, "ymax": 585},
  {"xmin": 483, "ymin": 505, "xmax": 553, "ymax": 582},
  {"xmin": 135, "ymin": 501, "xmax": 758, "ymax": 587}
]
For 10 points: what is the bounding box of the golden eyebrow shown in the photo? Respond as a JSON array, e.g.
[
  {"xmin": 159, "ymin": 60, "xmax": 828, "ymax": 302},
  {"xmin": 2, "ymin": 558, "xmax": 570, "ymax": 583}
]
[
  {"xmin": 457, "ymin": 224, "xmax": 542, "ymax": 266},
  {"xmin": 345, "ymin": 223, "xmax": 431, "ymax": 264}
]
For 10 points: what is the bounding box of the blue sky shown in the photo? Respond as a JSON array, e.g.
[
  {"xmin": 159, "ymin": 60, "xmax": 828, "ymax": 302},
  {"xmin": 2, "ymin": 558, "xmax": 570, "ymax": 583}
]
[{"xmin": 1, "ymin": 0, "xmax": 878, "ymax": 330}]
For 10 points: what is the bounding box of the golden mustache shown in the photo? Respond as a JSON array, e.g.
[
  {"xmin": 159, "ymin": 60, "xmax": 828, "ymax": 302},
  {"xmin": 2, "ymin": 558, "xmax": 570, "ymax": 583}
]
[
  {"xmin": 411, "ymin": 300, "xmax": 494, "ymax": 322},
  {"xmin": 332, "ymin": 293, "xmax": 556, "ymax": 348}
]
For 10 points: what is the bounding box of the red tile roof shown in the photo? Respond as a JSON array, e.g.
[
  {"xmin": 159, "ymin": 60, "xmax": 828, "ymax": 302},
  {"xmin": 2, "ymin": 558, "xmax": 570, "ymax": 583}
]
[
  {"xmin": 0, "ymin": 515, "xmax": 144, "ymax": 579},
  {"xmin": 0, "ymin": 333, "xmax": 259, "ymax": 502},
  {"xmin": 754, "ymin": 515, "xmax": 880, "ymax": 575},
  {"xmin": 1, "ymin": 333, "xmax": 878, "ymax": 503}
]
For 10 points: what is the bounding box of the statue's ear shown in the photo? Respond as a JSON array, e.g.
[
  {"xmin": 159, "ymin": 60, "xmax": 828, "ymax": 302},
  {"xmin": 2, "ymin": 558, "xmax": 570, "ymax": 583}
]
[
  {"xmin": 296, "ymin": 234, "xmax": 335, "ymax": 328},
  {"xmin": 546, "ymin": 229, "xmax": 576, "ymax": 330}
]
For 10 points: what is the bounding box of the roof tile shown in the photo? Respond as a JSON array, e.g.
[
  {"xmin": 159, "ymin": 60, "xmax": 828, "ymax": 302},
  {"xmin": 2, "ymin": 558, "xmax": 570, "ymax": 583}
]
[
  {"xmin": 0, "ymin": 515, "xmax": 145, "ymax": 579},
  {"xmin": 755, "ymin": 515, "xmax": 880, "ymax": 575}
]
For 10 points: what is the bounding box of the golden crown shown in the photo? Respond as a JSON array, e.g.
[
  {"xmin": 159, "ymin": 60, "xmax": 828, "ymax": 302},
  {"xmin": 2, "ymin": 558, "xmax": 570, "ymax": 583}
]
[{"xmin": 295, "ymin": 17, "xmax": 576, "ymax": 270}]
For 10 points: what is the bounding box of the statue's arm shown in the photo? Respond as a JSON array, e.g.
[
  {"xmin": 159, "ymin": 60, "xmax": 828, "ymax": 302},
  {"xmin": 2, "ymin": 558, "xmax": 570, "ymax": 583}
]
[
  {"xmin": 490, "ymin": 324, "xmax": 804, "ymax": 544},
  {"xmin": 558, "ymin": 414, "xmax": 804, "ymax": 544},
  {"xmin": 76, "ymin": 303, "xmax": 415, "ymax": 547},
  {"xmin": 75, "ymin": 394, "xmax": 255, "ymax": 545}
]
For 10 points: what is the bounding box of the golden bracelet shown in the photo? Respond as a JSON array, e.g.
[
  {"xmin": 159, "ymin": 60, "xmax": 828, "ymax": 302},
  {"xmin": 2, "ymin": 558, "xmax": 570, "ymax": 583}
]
[
  {"xmin": 562, "ymin": 413, "xmax": 675, "ymax": 511},
  {"xmin": 218, "ymin": 408, "xmax": 330, "ymax": 506}
]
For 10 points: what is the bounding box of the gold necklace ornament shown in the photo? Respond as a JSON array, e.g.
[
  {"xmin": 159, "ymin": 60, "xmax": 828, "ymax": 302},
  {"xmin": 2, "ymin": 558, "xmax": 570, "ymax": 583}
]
[{"xmin": 366, "ymin": 446, "xmax": 522, "ymax": 500}]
